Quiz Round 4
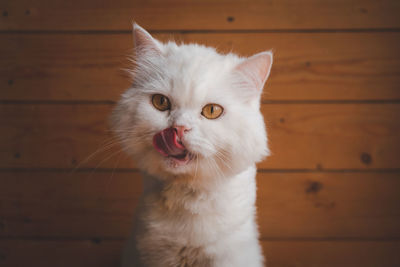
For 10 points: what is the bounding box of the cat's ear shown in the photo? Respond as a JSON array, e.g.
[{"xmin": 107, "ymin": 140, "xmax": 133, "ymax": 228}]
[
  {"xmin": 133, "ymin": 23, "xmax": 162, "ymax": 56},
  {"xmin": 234, "ymin": 51, "xmax": 273, "ymax": 100}
]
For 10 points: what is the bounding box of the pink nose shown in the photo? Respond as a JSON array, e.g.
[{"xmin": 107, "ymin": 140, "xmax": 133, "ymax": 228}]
[{"xmin": 173, "ymin": 125, "xmax": 191, "ymax": 139}]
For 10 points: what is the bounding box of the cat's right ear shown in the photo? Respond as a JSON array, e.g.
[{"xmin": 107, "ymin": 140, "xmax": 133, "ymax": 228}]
[
  {"xmin": 232, "ymin": 51, "xmax": 273, "ymax": 107},
  {"xmin": 133, "ymin": 23, "xmax": 162, "ymax": 56}
]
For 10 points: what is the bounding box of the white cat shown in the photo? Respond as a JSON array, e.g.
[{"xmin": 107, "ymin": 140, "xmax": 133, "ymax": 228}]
[{"xmin": 112, "ymin": 23, "xmax": 273, "ymax": 267}]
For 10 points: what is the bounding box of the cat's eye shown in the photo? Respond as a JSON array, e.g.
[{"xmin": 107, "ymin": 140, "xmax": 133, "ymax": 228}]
[
  {"xmin": 152, "ymin": 94, "xmax": 171, "ymax": 111},
  {"xmin": 201, "ymin": 104, "xmax": 224, "ymax": 119}
]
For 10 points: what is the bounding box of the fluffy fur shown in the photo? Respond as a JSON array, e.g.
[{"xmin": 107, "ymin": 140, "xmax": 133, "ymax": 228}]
[{"xmin": 112, "ymin": 24, "xmax": 273, "ymax": 267}]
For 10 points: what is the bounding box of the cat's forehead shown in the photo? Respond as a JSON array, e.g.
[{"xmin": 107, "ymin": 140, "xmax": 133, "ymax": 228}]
[
  {"xmin": 163, "ymin": 43, "xmax": 238, "ymax": 71},
  {"xmin": 160, "ymin": 43, "xmax": 240, "ymax": 106}
]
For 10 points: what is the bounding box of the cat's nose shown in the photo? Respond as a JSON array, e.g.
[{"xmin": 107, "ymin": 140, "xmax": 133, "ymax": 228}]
[{"xmin": 172, "ymin": 125, "xmax": 191, "ymax": 139}]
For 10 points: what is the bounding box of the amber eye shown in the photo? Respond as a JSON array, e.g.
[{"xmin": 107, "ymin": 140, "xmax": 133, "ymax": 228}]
[
  {"xmin": 201, "ymin": 104, "xmax": 224, "ymax": 119},
  {"xmin": 152, "ymin": 94, "xmax": 171, "ymax": 111}
]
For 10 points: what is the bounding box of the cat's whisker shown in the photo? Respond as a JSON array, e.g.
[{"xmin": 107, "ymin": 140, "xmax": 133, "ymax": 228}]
[
  {"xmin": 104, "ymin": 150, "xmax": 124, "ymax": 195},
  {"xmin": 205, "ymin": 157, "xmax": 224, "ymax": 179},
  {"xmin": 214, "ymin": 152, "xmax": 233, "ymax": 171},
  {"xmin": 108, "ymin": 125, "xmax": 137, "ymax": 133},
  {"xmin": 189, "ymin": 140, "xmax": 216, "ymax": 156},
  {"xmin": 86, "ymin": 147, "xmax": 126, "ymax": 181},
  {"xmin": 194, "ymin": 154, "xmax": 199, "ymax": 180},
  {"xmin": 189, "ymin": 143, "xmax": 226, "ymax": 175},
  {"xmin": 213, "ymin": 147, "xmax": 233, "ymax": 167},
  {"xmin": 70, "ymin": 137, "xmax": 123, "ymax": 174}
]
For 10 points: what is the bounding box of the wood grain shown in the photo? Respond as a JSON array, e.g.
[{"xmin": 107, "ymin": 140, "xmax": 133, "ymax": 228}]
[
  {"xmin": 0, "ymin": 239, "xmax": 399, "ymax": 267},
  {"xmin": 263, "ymin": 103, "xmax": 400, "ymax": 170},
  {"xmin": 0, "ymin": 239, "xmax": 123, "ymax": 267},
  {"xmin": 1, "ymin": 0, "xmax": 400, "ymax": 31},
  {"xmin": 1, "ymin": 0, "xmax": 399, "ymax": 266},
  {"xmin": 1, "ymin": 33, "xmax": 400, "ymax": 101},
  {"xmin": 1, "ymin": 171, "xmax": 399, "ymax": 239},
  {"xmin": 261, "ymin": 240, "xmax": 400, "ymax": 267},
  {"xmin": 0, "ymin": 171, "xmax": 142, "ymax": 238},
  {"xmin": 257, "ymin": 172, "xmax": 400, "ymax": 239},
  {"xmin": 1, "ymin": 103, "xmax": 399, "ymax": 170},
  {"xmin": 0, "ymin": 240, "xmax": 400, "ymax": 267}
]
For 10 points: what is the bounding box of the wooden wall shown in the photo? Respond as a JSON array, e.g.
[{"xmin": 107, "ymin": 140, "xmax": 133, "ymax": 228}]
[{"xmin": 1, "ymin": 0, "xmax": 400, "ymax": 266}]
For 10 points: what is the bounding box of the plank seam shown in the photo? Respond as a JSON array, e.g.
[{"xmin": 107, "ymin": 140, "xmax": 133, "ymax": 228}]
[
  {"xmin": 0, "ymin": 100, "xmax": 116, "ymax": 105},
  {"xmin": 260, "ymin": 237, "xmax": 400, "ymax": 242},
  {"xmin": 0, "ymin": 168, "xmax": 399, "ymax": 173},
  {"xmin": 0, "ymin": 236, "xmax": 399, "ymax": 242},
  {"xmin": 1, "ymin": 28, "xmax": 400, "ymax": 34},
  {"xmin": 261, "ymin": 100, "xmax": 400, "ymax": 104},
  {"xmin": 1, "ymin": 100, "xmax": 400, "ymax": 105}
]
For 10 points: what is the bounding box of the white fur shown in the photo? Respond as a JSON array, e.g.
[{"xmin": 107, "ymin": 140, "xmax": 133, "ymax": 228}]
[{"xmin": 112, "ymin": 24, "xmax": 273, "ymax": 267}]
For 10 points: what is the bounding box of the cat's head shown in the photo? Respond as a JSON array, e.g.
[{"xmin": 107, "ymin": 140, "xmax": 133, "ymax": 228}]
[{"xmin": 112, "ymin": 24, "xmax": 272, "ymax": 181}]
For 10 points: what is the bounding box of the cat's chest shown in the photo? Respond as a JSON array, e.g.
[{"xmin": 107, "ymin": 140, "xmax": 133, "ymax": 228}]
[{"xmin": 140, "ymin": 174, "xmax": 256, "ymax": 246}]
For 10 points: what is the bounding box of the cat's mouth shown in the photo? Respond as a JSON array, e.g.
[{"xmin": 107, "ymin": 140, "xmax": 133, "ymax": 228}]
[
  {"xmin": 168, "ymin": 150, "xmax": 194, "ymax": 166},
  {"xmin": 153, "ymin": 127, "xmax": 194, "ymax": 166}
]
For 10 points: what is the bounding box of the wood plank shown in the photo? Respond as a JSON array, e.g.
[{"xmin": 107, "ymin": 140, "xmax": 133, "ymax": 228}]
[
  {"xmin": 0, "ymin": 239, "xmax": 399, "ymax": 267},
  {"xmin": 261, "ymin": 240, "xmax": 400, "ymax": 267},
  {"xmin": 0, "ymin": 239, "xmax": 123, "ymax": 267},
  {"xmin": 257, "ymin": 172, "xmax": 400, "ymax": 239},
  {"xmin": 1, "ymin": 0, "xmax": 400, "ymax": 31},
  {"xmin": 0, "ymin": 171, "xmax": 142, "ymax": 238},
  {"xmin": 1, "ymin": 171, "xmax": 399, "ymax": 239},
  {"xmin": 1, "ymin": 103, "xmax": 399, "ymax": 170},
  {"xmin": 263, "ymin": 103, "xmax": 400, "ymax": 170},
  {"xmin": 1, "ymin": 32, "xmax": 400, "ymax": 101}
]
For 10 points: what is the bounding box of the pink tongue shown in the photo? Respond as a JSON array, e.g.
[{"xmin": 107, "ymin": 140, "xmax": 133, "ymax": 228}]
[{"xmin": 153, "ymin": 128, "xmax": 186, "ymax": 157}]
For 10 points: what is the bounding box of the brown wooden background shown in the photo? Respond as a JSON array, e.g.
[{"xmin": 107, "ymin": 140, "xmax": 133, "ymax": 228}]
[{"xmin": 1, "ymin": 0, "xmax": 400, "ymax": 266}]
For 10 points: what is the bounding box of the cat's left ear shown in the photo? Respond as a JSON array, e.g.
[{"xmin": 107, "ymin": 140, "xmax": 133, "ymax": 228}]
[
  {"xmin": 234, "ymin": 51, "xmax": 273, "ymax": 100},
  {"xmin": 133, "ymin": 23, "xmax": 163, "ymax": 56}
]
